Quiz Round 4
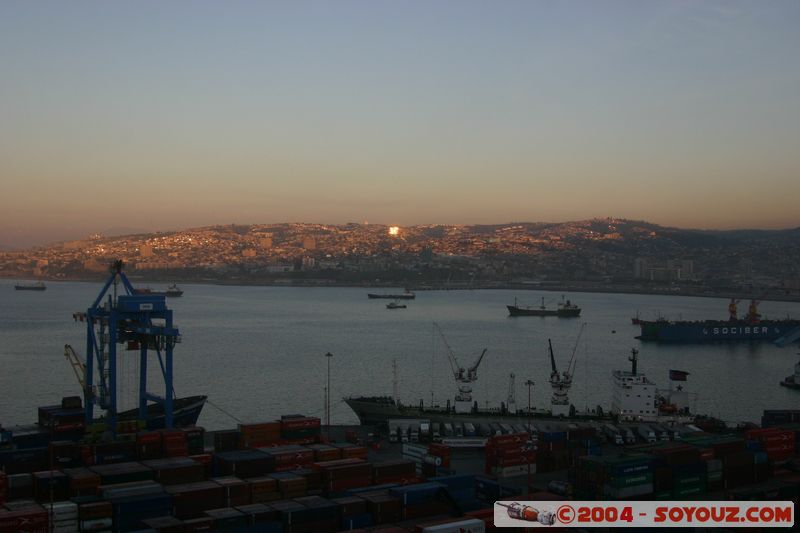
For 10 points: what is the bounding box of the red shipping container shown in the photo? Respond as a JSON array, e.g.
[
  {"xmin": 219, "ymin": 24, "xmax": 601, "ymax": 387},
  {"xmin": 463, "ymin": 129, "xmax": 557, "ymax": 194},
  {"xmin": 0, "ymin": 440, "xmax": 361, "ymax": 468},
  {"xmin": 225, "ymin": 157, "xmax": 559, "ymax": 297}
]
[
  {"xmin": 745, "ymin": 428, "xmax": 781, "ymax": 440},
  {"xmin": 280, "ymin": 417, "xmax": 321, "ymax": 431},
  {"xmin": 0, "ymin": 508, "xmax": 49, "ymax": 533}
]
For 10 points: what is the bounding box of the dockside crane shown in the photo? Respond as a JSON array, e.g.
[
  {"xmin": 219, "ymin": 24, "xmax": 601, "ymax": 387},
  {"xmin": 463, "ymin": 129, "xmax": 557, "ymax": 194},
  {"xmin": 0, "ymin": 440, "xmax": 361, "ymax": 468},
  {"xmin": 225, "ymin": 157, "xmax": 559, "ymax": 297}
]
[
  {"xmin": 433, "ymin": 322, "xmax": 488, "ymax": 413},
  {"xmin": 728, "ymin": 298, "xmax": 741, "ymax": 321},
  {"xmin": 71, "ymin": 260, "xmax": 182, "ymax": 436},
  {"xmin": 547, "ymin": 323, "xmax": 585, "ymax": 417}
]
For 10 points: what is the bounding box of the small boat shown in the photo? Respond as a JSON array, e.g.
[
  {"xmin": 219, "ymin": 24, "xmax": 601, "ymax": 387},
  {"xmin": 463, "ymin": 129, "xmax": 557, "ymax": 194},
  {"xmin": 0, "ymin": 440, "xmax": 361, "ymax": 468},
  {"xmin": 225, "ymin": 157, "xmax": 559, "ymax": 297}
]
[
  {"xmin": 14, "ymin": 281, "xmax": 46, "ymax": 291},
  {"xmin": 386, "ymin": 302, "xmax": 407, "ymax": 309},
  {"xmin": 369, "ymin": 290, "xmax": 415, "ymax": 300},
  {"xmin": 165, "ymin": 283, "xmax": 183, "ymax": 297},
  {"xmin": 780, "ymin": 358, "xmax": 800, "ymax": 390},
  {"xmin": 507, "ymin": 296, "xmax": 580, "ymax": 317}
]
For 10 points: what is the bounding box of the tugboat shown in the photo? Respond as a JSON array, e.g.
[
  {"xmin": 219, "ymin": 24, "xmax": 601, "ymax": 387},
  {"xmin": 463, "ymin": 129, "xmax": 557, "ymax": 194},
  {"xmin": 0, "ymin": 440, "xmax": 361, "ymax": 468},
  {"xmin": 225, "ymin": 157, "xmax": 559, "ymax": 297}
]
[
  {"xmin": 780, "ymin": 357, "xmax": 800, "ymax": 390},
  {"xmin": 507, "ymin": 295, "xmax": 581, "ymax": 317},
  {"xmin": 165, "ymin": 283, "xmax": 183, "ymax": 297}
]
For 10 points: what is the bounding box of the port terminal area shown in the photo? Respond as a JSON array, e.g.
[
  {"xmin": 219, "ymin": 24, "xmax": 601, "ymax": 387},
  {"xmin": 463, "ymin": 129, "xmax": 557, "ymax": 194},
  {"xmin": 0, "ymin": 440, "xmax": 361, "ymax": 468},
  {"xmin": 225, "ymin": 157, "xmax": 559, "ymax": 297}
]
[{"xmin": 2, "ymin": 414, "xmax": 799, "ymax": 532}]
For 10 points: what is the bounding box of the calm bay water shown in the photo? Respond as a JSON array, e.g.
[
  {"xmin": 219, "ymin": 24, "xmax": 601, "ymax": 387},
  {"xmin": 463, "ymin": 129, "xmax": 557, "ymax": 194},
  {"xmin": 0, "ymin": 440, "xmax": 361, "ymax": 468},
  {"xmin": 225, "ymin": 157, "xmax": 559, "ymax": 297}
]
[{"xmin": 1, "ymin": 279, "xmax": 799, "ymax": 430}]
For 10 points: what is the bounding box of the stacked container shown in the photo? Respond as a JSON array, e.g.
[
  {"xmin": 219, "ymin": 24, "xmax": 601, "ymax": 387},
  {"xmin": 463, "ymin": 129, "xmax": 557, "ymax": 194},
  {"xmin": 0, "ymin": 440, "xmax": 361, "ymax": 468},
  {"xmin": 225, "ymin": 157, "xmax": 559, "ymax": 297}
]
[
  {"xmin": 247, "ymin": 476, "xmax": 280, "ymax": 503},
  {"xmin": 43, "ymin": 501, "xmax": 78, "ymax": 533},
  {"xmin": 160, "ymin": 430, "xmax": 188, "ymax": 457},
  {"xmin": 574, "ymin": 454, "xmax": 653, "ymax": 499},
  {"xmin": 484, "ymin": 433, "xmax": 535, "ymax": 478},
  {"xmin": 165, "ymin": 481, "xmax": 225, "ymax": 520},
  {"xmin": 389, "ymin": 482, "xmax": 450, "ymax": 520},
  {"xmin": 333, "ymin": 495, "xmax": 371, "ymax": 530},
  {"xmin": 259, "ymin": 445, "xmax": 314, "ymax": 472},
  {"xmin": 135, "ymin": 431, "xmax": 162, "ymax": 460},
  {"xmin": 212, "ymin": 476, "xmax": 251, "ymax": 507},
  {"xmin": 78, "ymin": 501, "xmax": 112, "ymax": 532},
  {"xmin": 372, "ymin": 460, "xmax": 417, "ymax": 484},
  {"xmin": 141, "ymin": 457, "xmax": 205, "ymax": 485},
  {"xmin": 181, "ymin": 426, "xmax": 205, "ymax": 455},
  {"xmin": 213, "ymin": 449, "xmax": 274, "ymax": 478},
  {"xmin": 0, "ymin": 504, "xmax": 49, "ymax": 533},
  {"xmin": 312, "ymin": 458, "xmax": 373, "ymax": 494},
  {"xmin": 239, "ymin": 422, "xmax": 282, "ymax": 448},
  {"xmin": 269, "ymin": 472, "xmax": 307, "ymax": 499},
  {"xmin": 746, "ymin": 428, "xmax": 796, "ymax": 462},
  {"xmin": 280, "ymin": 416, "xmax": 321, "ymax": 443}
]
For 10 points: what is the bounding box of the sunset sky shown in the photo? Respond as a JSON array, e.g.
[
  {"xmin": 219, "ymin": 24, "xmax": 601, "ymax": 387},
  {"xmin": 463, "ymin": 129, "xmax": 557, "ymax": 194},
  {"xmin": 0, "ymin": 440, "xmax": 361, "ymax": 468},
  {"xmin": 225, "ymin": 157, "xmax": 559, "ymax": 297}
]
[{"xmin": 1, "ymin": 1, "xmax": 798, "ymax": 248}]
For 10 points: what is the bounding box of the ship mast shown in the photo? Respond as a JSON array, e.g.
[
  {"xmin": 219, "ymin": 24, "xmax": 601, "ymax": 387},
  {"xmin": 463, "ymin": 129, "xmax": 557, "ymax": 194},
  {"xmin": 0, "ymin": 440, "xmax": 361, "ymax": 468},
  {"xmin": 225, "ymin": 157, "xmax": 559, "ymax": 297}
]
[{"xmin": 629, "ymin": 348, "xmax": 639, "ymax": 375}]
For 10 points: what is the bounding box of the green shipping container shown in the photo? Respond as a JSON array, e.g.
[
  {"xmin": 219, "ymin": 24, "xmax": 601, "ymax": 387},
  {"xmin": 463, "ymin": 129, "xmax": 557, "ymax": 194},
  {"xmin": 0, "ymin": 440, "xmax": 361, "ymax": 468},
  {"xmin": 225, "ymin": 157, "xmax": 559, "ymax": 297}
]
[
  {"xmin": 673, "ymin": 474, "xmax": 706, "ymax": 487},
  {"xmin": 609, "ymin": 472, "xmax": 654, "ymax": 488},
  {"xmin": 673, "ymin": 484, "xmax": 706, "ymax": 498}
]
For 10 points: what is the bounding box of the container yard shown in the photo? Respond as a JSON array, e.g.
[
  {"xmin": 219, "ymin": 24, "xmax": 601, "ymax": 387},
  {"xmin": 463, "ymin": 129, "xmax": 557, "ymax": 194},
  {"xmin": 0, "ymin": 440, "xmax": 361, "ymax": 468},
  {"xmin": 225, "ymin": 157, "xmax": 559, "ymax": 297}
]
[{"xmin": 4, "ymin": 409, "xmax": 800, "ymax": 532}]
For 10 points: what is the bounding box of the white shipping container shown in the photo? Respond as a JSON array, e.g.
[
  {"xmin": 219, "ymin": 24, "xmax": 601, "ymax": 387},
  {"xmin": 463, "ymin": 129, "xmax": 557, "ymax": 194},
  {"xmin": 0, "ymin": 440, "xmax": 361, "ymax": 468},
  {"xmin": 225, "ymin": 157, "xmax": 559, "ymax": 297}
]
[
  {"xmin": 401, "ymin": 443, "xmax": 428, "ymax": 460},
  {"xmin": 44, "ymin": 501, "xmax": 78, "ymax": 520},
  {"xmin": 422, "ymin": 518, "xmax": 485, "ymax": 533},
  {"xmin": 80, "ymin": 518, "xmax": 114, "ymax": 531},
  {"xmin": 491, "ymin": 464, "xmax": 536, "ymax": 477}
]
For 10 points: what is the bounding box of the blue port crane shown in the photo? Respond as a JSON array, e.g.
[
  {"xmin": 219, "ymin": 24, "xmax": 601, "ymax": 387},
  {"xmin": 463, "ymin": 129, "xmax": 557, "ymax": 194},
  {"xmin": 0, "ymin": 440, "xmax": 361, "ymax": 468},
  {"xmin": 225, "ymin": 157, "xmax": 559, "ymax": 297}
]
[{"xmin": 72, "ymin": 260, "xmax": 180, "ymax": 435}]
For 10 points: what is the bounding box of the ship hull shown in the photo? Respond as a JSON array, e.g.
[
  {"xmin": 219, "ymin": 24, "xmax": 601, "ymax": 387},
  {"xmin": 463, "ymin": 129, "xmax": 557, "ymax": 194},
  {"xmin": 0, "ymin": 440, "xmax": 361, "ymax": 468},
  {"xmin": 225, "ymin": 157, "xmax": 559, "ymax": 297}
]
[
  {"xmin": 117, "ymin": 395, "xmax": 206, "ymax": 430},
  {"xmin": 507, "ymin": 305, "xmax": 581, "ymax": 317},
  {"xmin": 637, "ymin": 320, "xmax": 800, "ymax": 343},
  {"xmin": 345, "ymin": 397, "xmax": 612, "ymax": 426},
  {"xmin": 780, "ymin": 377, "xmax": 800, "ymax": 390},
  {"xmin": 507, "ymin": 305, "xmax": 557, "ymax": 316},
  {"xmin": 15, "ymin": 285, "xmax": 46, "ymax": 291},
  {"xmin": 368, "ymin": 293, "xmax": 415, "ymax": 300}
]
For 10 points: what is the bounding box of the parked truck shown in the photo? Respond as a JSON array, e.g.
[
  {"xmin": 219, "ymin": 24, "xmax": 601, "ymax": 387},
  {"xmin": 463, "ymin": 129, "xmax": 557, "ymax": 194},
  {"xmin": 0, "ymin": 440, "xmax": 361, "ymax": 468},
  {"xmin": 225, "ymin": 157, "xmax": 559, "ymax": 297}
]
[
  {"xmin": 636, "ymin": 425, "xmax": 656, "ymax": 444},
  {"xmin": 603, "ymin": 423, "xmax": 624, "ymax": 446}
]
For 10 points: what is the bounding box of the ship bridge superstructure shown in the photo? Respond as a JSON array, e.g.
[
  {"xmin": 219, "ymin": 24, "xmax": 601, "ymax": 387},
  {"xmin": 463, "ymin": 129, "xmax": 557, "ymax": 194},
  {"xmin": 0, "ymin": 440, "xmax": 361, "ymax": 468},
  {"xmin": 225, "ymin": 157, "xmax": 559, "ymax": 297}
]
[{"xmin": 611, "ymin": 349, "xmax": 658, "ymax": 421}]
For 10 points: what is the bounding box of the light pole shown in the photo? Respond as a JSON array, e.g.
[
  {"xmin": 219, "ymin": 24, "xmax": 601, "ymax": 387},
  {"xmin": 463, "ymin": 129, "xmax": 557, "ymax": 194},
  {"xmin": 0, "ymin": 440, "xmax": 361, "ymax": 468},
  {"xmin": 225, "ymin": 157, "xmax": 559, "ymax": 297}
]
[
  {"xmin": 525, "ymin": 380, "xmax": 534, "ymax": 429},
  {"xmin": 325, "ymin": 352, "xmax": 333, "ymax": 439},
  {"xmin": 524, "ymin": 378, "xmax": 535, "ymax": 493}
]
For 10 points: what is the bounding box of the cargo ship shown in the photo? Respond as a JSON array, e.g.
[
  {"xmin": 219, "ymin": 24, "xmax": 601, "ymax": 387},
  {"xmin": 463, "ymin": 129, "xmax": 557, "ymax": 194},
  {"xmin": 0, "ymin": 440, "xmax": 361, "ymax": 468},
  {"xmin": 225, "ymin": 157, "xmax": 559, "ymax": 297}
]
[
  {"xmin": 636, "ymin": 299, "xmax": 800, "ymax": 343},
  {"xmin": 346, "ymin": 340, "xmax": 695, "ymax": 427},
  {"xmin": 507, "ymin": 296, "xmax": 580, "ymax": 317},
  {"xmin": 14, "ymin": 281, "xmax": 46, "ymax": 291},
  {"xmin": 368, "ymin": 290, "xmax": 415, "ymax": 300},
  {"xmin": 134, "ymin": 283, "xmax": 183, "ymax": 297}
]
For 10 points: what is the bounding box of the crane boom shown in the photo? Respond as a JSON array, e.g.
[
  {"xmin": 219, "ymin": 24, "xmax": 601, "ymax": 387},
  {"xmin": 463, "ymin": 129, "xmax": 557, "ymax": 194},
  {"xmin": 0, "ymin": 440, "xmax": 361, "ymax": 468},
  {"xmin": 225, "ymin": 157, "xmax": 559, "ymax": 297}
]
[
  {"xmin": 567, "ymin": 323, "xmax": 586, "ymax": 376},
  {"xmin": 548, "ymin": 339, "xmax": 557, "ymax": 374},
  {"xmin": 64, "ymin": 344, "xmax": 87, "ymax": 390},
  {"xmin": 433, "ymin": 322, "xmax": 463, "ymax": 380},
  {"xmin": 467, "ymin": 348, "xmax": 488, "ymax": 377}
]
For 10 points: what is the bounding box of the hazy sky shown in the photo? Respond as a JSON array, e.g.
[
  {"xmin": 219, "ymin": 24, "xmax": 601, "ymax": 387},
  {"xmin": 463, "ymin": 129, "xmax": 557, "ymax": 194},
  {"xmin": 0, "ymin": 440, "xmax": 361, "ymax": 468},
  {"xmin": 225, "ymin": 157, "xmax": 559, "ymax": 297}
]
[{"xmin": 1, "ymin": 1, "xmax": 799, "ymax": 247}]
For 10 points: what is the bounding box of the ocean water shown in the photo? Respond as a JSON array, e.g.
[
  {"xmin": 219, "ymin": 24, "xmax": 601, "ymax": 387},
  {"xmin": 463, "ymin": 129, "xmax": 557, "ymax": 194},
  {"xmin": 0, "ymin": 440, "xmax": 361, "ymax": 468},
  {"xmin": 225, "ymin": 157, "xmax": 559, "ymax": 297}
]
[{"xmin": 1, "ymin": 279, "xmax": 798, "ymax": 430}]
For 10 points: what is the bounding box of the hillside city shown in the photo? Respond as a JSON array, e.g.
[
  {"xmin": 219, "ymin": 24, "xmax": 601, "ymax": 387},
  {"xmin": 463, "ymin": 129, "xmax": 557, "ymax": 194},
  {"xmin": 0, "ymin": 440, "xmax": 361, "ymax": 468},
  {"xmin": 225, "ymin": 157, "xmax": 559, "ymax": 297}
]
[{"xmin": 2, "ymin": 218, "xmax": 799, "ymax": 299}]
